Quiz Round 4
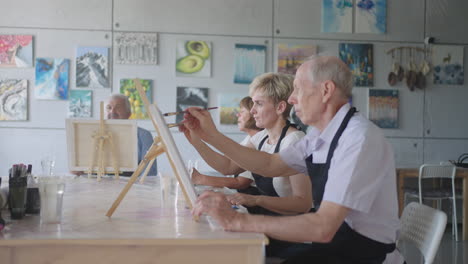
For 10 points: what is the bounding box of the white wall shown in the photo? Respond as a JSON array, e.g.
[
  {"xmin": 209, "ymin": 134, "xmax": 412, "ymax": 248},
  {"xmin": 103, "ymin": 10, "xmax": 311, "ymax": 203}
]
[{"xmin": 1, "ymin": 0, "xmax": 467, "ymax": 177}]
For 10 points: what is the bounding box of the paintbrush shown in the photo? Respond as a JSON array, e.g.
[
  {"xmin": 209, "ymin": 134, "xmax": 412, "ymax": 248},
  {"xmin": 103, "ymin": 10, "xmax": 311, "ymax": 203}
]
[
  {"xmin": 167, "ymin": 123, "xmax": 183, "ymax": 128},
  {"xmin": 163, "ymin": 107, "xmax": 218, "ymax": 117}
]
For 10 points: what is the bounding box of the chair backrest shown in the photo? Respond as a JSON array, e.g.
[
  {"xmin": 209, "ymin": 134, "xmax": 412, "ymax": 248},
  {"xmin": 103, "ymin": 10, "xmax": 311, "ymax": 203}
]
[
  {"xmin": 419, "ymin": 164, "xmax": 456, "ymax": 180},
  {"xmin": 418, "ymin": 164, "xmax": 457, "ymax": 202},
  {"xmin": 397, "ymin": 202, "xmax": 447, "ymax": 264}
]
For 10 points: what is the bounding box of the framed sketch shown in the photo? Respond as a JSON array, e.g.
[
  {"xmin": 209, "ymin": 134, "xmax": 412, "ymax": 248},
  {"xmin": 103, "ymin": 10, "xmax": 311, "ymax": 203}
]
[
  {"xmin": 148, "ymin": 104, "xmax": 198, "ymax": 206},
  {"xmin": 65, "ymin": 119, "xmax": 138, "ymax": 172}
]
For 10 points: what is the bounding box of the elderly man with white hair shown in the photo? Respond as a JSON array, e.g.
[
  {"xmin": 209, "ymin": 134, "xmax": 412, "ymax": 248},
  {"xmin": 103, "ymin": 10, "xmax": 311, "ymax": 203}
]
[{"xmin": 181, "ymin": 56, "xmax": 400, "ymax": 263}]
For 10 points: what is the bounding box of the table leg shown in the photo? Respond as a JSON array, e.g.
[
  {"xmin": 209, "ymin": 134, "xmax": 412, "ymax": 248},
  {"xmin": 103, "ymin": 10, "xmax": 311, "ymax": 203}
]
[
  {"xmin": 398, "ymin": 172, "xmax": 404, "ymax": 216},
  {"xmin": 463, "ymin": 177, "xmax": 468, "ymax": 240}
]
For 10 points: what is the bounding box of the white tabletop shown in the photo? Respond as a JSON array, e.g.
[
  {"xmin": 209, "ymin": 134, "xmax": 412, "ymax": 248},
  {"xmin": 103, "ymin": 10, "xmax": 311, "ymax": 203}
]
[{"xmin": 0, "ymin": 176, "xmax": 266, "ymax": 246}]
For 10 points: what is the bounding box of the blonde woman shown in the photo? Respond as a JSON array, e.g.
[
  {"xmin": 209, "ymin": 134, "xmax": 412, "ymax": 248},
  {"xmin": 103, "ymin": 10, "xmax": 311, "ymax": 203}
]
[{"xmin": 183, "ymin": 73, "xmax": 312, "ymax": 216}]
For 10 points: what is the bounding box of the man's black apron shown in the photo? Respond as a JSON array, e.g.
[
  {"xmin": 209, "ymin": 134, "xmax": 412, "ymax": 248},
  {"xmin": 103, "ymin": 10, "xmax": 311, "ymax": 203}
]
[
  {"xmin": 284, "ymin": 107, "xmax": 396, "ymax": 264},
  {"xmin": 243, "ymin": 120, "xmax": 294, "ymax": 216}
]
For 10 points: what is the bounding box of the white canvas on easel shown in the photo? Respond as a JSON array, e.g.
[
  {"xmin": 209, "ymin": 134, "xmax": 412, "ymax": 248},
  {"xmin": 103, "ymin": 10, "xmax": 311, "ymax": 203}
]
[
  {"xmin": 147, "ymin": 104, "xmax": 198, "ymax": 205},
  {"xmin": 106, "ymin": 79, "xmax": 197, "ymax": 217},
  {"xmin": 66, "ymin": 119, "xmax": 138, "ymax": 172}
]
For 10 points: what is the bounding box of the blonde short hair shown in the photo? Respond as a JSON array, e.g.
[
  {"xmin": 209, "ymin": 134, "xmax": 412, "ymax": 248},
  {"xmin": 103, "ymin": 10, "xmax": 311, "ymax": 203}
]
[{"xmin": 248, "ymin": 72, "xmax": 294, "ymax": 119}]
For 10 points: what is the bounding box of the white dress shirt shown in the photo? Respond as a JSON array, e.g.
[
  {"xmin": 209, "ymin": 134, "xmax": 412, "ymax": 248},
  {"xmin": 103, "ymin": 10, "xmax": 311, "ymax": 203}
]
[{"xmin": 280, "ymin": 103, "xmax": 400, "ymax": 244}]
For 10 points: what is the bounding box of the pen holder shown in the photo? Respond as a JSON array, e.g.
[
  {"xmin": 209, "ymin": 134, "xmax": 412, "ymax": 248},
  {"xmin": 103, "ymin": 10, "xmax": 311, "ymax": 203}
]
[
  {"xmin": 25, "ymin": 187, "xmax": 41, "ymax": 215},
  {"xmin": 9, "ymin": 176, "xmax": 28, "ymax": 219}
]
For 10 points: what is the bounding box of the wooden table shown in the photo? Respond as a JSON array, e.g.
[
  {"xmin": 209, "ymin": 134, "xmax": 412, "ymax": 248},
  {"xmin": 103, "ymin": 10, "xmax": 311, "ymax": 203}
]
[
  {"xmin": 397, "ymin": 168, "xmax": 468, "ymax": 240},
  {"xmin": 0, "ymin": 176, "xmax": 267, "ymax": 264}
]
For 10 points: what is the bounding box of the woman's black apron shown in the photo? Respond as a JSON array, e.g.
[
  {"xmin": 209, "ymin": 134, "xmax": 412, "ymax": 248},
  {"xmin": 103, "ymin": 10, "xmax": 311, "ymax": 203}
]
[
  {"xmin": 242, "ymin": 120, "xmax": 294, "ymax": 216},
  {"xmin": 284, "ymin": 107, "xmax": 396, "ymax": 264}
]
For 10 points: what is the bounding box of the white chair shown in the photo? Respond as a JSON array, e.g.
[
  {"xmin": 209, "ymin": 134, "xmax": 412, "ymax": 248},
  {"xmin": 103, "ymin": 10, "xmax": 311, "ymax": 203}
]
[
  {"xmin": 397, "ymin": 202, "xmax": 447, "ymax": 264},
  {"xmin": 403, "ymin": 163, "xmax": 459, "ymax": 241}
]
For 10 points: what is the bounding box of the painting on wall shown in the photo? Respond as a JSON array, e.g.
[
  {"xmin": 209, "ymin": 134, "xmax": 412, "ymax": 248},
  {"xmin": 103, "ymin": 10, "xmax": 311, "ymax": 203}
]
[
  {"xmin": 114, "ymin": 32, "xmax": 158, "ymax": 65},
  {"xmin": 68, "ymin": 90, "xmax": 92, "ymax": 118},
  {"xmin": 355, "ymin": 0, "xmax": 387, "ymax": 34},
  {"xmin": 120, "ymin": 79, "xmax": 153, "ymax": 119},
  {"xmin": 35, "ymin": 58, "xmax": 70, "ymax": 100},
  {"xmin": 76, "ymin": 47, "xmax": 109, "ymax": 88},
  {"xmin": 234, "ymin": 44, "xmax": 266, "ymax": 84},
  {"xmin": 432, "ymin": 45, "xmax": 464, "ymax": 85},
  {"xmin": 176, "ymin": 40, "xmax": 211, "ymax": 78},
  {"xmin": 219, "ymin": 93, "xmax": 245, "ymax": 125},
  {"xmin": 339, "ymin": 43, "xmax": 373, "ymax": 86},
  {"xmin": 176, "ymin": 87, "xmax": 208, "ymax": 123},
  {"xmin": 0, "ymin": 35, "xmax": 33, "ymax": 68},
  {"xmin": 368, "ymin": 89, "xmax": 398, "ymax": 129},
  {"xmin": 321, "ymin": 0, "xmax": 353, "ymax": 33},
  {"xmin": 0, "ymin": 79, "xmax": 28, "ymax": 121},
  {"xmin": 277, "ymin": 44, "xmax": 317, "ymax": 75}
]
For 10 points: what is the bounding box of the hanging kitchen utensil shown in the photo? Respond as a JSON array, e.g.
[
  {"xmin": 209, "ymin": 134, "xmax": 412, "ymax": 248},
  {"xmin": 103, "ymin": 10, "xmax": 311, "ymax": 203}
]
[
  {"xmin": 406, "ymin": 49, "xmax": 417, "ymax": 91},
  {"xmin": 415, "ymin": 49, "xmax": 426, "ymax": 89},
  {"xmin": 397, "ymin": 48, "xmax": 405, "ymax": 81},
  {"xmin": 421, "ymin": 46, "xmax": 431, "ymax": 76},
  {"xmin": 388, "ymin": 50, "xmax": 398, "ymax": 86}
]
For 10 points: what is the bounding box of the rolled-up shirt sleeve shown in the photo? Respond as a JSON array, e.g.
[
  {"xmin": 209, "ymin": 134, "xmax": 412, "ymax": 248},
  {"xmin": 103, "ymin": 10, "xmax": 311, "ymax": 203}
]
[{"xmin": 279, "ymin": 130, "xmax": 318, "ymax": 174}]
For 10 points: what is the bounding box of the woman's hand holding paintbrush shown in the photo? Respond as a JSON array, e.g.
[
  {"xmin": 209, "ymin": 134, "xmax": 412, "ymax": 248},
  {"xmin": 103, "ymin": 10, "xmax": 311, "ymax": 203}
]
[{"xmin": 177, "ymin": 107, "xmax": 221, "ymax": 142}]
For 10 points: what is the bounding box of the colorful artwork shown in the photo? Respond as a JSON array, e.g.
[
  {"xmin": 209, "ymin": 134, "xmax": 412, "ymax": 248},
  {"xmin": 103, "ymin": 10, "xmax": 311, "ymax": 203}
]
[
  {"xmin": 219, "ymin": 93, "xmax": 245, "ymax": 125},
  {"xmin": 114, "ymin": 32, "xmax": 158, "ymax": 65},
  {"xmin": 234, "ymin": 44, "xmax": 266, "ymax": 84},
  {"xmin": 176, "ymin": 87, "xmax": 208, "ymax": 123},
  {"xmin": 355, "ymin": 0, "xmax": 387, "ymax": 34},
  {"xmin": 433, "ymin": 45, "xmax": 464, "ymax": 85},
  {"xmin": 339, "ymin": 43, "xmax": 373, "ymax": 86},
  {"xmin": 277, "ymin": 44, "xmax": 317, "ymax": 75},
  {"xmin": 322, "ymin": 0, "xmax": 353, "ymax": 33},
  {"xmin": 368, "ymin": 89, "xmax": 398, "ymax": 129},
  {"xmin": 120, "ymin": 79, "xmax": 153, "ymax": 119},
  {"xmin": 68, "ymin": 90, "xmax": 92, "ymax": 118},
  {"xmin": 76, "ymin": 47, "xmax": 109, "ymax": 88},
  {"xmin": 0, "ymin": 35, "xmax": 33, "ymax": 68},
  {"xmin": 35, "ymin": 58, "xmax": 70, "ymax": 100},
  {"xmin": 176, "ymin": 40, "xmax": 211, "ymax": 77},
  {"xmin": 0, "ymin": 79, "xmax": 28, "ymax": 121}
]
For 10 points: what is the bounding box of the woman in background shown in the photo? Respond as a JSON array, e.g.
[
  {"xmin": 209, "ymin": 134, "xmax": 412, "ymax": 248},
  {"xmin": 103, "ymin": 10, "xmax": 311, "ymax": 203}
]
[{"xmin": 190, "ymin": 96, "xmax": 261, "ymax": 190}]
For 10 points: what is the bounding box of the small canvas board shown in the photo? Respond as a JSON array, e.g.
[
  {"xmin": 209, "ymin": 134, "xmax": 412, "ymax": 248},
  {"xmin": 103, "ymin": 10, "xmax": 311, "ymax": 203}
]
[{"xmin": 66, "ymin": 119, "xmax": 138, "ymax": 172}]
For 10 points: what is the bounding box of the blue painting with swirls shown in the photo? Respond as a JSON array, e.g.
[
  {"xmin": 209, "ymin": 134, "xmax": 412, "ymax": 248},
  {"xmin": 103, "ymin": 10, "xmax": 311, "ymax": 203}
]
[
  {"xmin": 355, "ymin": 0, "xmax": 387, "ymax": 34},
  {"xmin": 322, "ymin": 0, "xmax": 353, "ymax": 33},
  {"xmin": 35, "ymin": 58, "xmax": 69, "ymax": 100}
]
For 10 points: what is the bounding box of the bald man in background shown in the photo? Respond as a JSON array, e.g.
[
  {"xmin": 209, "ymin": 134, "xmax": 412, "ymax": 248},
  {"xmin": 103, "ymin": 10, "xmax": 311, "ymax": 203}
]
[{"xmin": 106, "ymin": 94, "xmax": 157, "ymax": 176}]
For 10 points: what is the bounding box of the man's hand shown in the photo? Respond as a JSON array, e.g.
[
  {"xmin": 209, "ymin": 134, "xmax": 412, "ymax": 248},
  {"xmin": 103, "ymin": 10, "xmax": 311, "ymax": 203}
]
[
  {"xmin": 192, "ymin": 191, "xmax": 245, "ymax": 231},
  {"xmin": 181, "ymin": 107, "xmax": 219, "ymax": 142},
  {"xmin": 227, "ymin": 193, "xmax": 259, "ymax": 207}
]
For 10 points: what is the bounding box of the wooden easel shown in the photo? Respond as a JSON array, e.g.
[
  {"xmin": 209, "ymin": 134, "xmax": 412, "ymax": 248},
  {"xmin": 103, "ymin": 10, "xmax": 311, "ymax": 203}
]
[
  {"xmin": 106, "ymin": 79, "xmax": 192, "ymax": 217},
  {"xmin": 87, "ymin": 102, "xmax": 120, "ymax": 181}
]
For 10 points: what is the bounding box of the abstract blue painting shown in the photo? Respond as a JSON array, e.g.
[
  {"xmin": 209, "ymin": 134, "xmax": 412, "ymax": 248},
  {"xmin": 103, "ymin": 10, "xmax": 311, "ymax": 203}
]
[
  {"xmin": 322, "ymin": 0, "xmax": 353, "ymax": 33},
  {"xmin": 339, "ymin": 43, "xmax": 373, "ymax": 86},
  {"xmin": 234, "ymin": 44, "xmax": 266, "ymax": 84},
  {"xmin": 35, "ymin": 58, "xmax": 70, "ymax": 100},
  {"xmin": 433, "ymin": 45, "xmax": 464, "ymax": 85},
  {"xmin": 355, "ymin": 0, "xmax": 387, "ymax": 34}
]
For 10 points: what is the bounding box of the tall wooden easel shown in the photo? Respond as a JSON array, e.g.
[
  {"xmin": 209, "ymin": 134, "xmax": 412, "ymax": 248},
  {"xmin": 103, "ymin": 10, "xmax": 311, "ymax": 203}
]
[
  {"xmin": 87, "ymin": 102, "xmax": 120, "ymax": 181},
  {"xmin": 106, "ymin": 79, "xmax": 192, "ymax": 217}
]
